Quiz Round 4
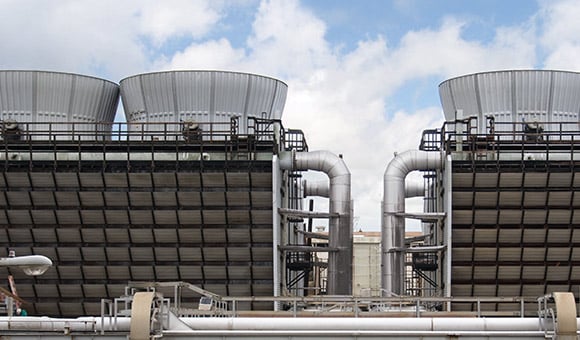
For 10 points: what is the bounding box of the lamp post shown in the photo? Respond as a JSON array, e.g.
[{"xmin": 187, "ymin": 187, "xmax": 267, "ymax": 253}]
[
  {"xmin": 0, "ymin": 250, "xmax": 52, "ymax": 276},
  {"xmin": 0, "ymin": 250, "xmax": 52, "ymax": 316}
]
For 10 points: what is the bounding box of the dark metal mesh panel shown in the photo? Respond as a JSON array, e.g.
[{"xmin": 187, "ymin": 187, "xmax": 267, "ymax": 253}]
[{"xmin": 0, "ymin": 157, "xmax": 274, "ymax": 317}]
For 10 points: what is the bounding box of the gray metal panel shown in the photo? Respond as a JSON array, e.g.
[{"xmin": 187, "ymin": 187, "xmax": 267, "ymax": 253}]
[
  {"xmin": 514, "ymin": 70, "xmax": 551, "ymax": 121},
  {"xmin": 478, "ymin": 71, "xmax": 513, "ymax": 127},
  {"xmin": 438, "ymin": 81, "xmax": 455, "ymax": 119},
  {"xmin": 120, "ymin": 70, "xmax": 288, "ymax": 133},
  {"xmin": 439, "ymin": 70, "xmax": 580, "ymax": 132},
  {"xmin": 246, "ymin": 73, "xmax": 287, "ymax": 119},
  {"xmin": 0, "ymin": 71, "xmax": 119, "ymax": 139},
  {"xmin": 120, "ymin": 74, "xmax": 146, "ymax": 122},
  {"xmin": 552, "ymin": 71, "xmax": 580, "ymax": 128},
  {"xmin": 175, "ymin": 71, "xmax": 211, "ymax": 119},
  {"xmin": 213, "ymin": 71, "xmax": 249, "ymax": 130},
  {"xmin": 36, "ymin": 72, "xmax": 74, "ymax": 123},
  {"xmin": 0, "ymin": 71, "xmax": 34, "ymax": 120},
  {"xmin": 439, "ymin": 73, "xmax": 478, "ymax": 120}
]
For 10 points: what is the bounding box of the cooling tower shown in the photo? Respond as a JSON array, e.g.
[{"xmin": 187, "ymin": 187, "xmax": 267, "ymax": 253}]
[
  {"xmin": 120, "ymin": 71, "xmax": 287, "ymax": 134},
  {"xmin": 439, "ymin": 70, "xmax": 580, "ymax": 133},
  {"xmin": 431, "ymin": 69, "xmax": 580, "ymax": 313},
  {"xmin": 0, "ymin": 70, "xmax": 293, "ymax": 317},
  {"xmin": 0, "ymin": 71, "xmax": 119, "ymax": 140}
]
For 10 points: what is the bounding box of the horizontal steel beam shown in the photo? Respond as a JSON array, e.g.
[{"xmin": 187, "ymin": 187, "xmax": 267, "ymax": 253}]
[
  {"xmin": 278, "ymin": 245, "xmax": 338, "ymax": 252},
  {"xmin": 278, "ymin": 208, "xmax": 339, "ymax": 219}
]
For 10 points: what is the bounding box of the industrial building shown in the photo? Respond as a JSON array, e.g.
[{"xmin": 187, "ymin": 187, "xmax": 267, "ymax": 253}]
[
  {"xmin": 382, "ymin": 69, "xmax": 580, "ymax": 315},
  {"xmin": 1, "ymin": 69, "xmax": 580, "ymax": 339},
  {"xmin": 0, "ymin": 70, "xmax": 352, "ymax": 317}
]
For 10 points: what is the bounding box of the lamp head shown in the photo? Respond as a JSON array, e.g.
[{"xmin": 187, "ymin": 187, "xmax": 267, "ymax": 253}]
[{"xmin": 0, "ymin": 255, "xmax": 53, "ymax": 276}]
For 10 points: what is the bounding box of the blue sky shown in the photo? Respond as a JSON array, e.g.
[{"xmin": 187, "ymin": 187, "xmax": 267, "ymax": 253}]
[
  {"xmin": 0, "ymin": 0, "xmax": 579, "ymax": 230},
  {"xmin": 306, "ymin": 0, "xmax": 537, "ymax": 48}
]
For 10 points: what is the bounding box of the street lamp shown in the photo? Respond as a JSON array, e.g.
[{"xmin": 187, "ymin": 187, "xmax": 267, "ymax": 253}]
[{"xmin": 0, "ymin": 251, "xmax": 52, "ymax": 276}]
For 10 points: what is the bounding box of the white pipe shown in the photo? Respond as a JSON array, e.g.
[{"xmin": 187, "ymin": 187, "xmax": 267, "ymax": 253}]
[
  {"xmin": 382, "ymin": 150, "xmax": 442, "ymax": 295},
  {"xmin": 303, "ymin": 179, "xmax": 329, "ymax": 198},
  {"xmin": 272, "ymin": 156, "xmax": 282, "ymax": 310},
  {"xmin": 0, "ymin": 315, "xmax": 576, "ymax": 337},
  {"xmin": 444, "ymin": 154, "xmax": 453, "ymax": 309},
  {"xmin": 0, "ymin": 316, "xmax": 131, "ymax": 332},
  {"xmin": 280, "ymin": 150, "xmax": 352, "ymax": 295},
  {"xmin": 180, "ymin": 317, "xmax": 546, "ymax": 332},
  {"xmin": 165, "ymin": 330, "xmax": 545, "ymax": 337},
  {"xmin": 0, "ymin": 316, "xmax": 554, "ymax": 337}
]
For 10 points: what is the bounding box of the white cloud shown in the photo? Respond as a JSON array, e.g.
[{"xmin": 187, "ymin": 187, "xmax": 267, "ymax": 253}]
[
  {"xmin": 158, "ymin": 0, "xmax": 541, "ymax": 230},
  {"xmin": 246, "ymin": 0, "xmax": 332, "ymax": 76},
  {"xmin": 544, "ymin": 43, "xmax": 580, "ymax": 70},
  {"xmin": 0, "ymin": 0, "xmax": 226, "ymax": 79},
  {"xmin": 388, "ymin": 18, "xmax": 536, "ymax": 81},
  {"xmin": 539, "ymin": 0, "xmax": 580, "ymax": 70},
  {"xmin": 0, "ymin": 0, "xmax": 569, "ymax": 231},
  {"xmin": 278, "ymin": 20, "xmax": 535, "ymax": 230},
  {"xmin": 155, "ymin": 38, "xmax": 246, "ymax": 71},
  {"xmin": 137, "ymin": 0, "xmax": 222, "ymax": 46}
]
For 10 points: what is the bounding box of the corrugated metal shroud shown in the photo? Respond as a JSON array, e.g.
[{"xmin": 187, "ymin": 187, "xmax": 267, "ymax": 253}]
[
  {"xmin": 439, "ymin": 70, "xmax": 580, "ymax": 133},
  {"xmin": 0, "ymin": 71, "xmax": 119, "ymax": 139},
  {"xmin": 120, "ymin": 71, "xmax": 287, "ymax": 134}
]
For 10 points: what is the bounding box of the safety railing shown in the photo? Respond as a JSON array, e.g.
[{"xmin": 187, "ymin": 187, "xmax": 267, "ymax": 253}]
[
  {"xmin": 538, "ymin": 294, "xmax": 557, "ymax": 339},
  {"xmin": 100, "ymin": 283, "xmax": 552, "ymax": 321},
  {"xmin": 282, "ymin": 128, "xmax": 308, "ymax": 152},
  {"xmin": 0, "ymin": 118, "xmax": 308, "ymax": 155},
  {"xmin": 216, "ymin": 295, "xmax": 537, "ymax": 318},
  {"xmin": 420, "ymin": 117, "xmax": 580, "ymax": 159},
  {"xmin": 0, "ymin": 118, "xmax": 273, "ymax": 143}
]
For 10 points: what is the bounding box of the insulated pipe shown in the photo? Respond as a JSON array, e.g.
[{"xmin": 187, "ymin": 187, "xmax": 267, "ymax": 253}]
[
  {"xmin": 180, "ymin": 317, "xmax": 547, "ymax": 332},
  {"xmin": 303, "ymin": 179, "xmax": 330, "ymax": 198},
  {"xmin": 382, "ymin": 150, "xmax": 442, "ymax": 295},
  {"xmin": 0, "ymin": 316, "xmax": 131, "ymax": 332},
  {"xmin": 444, "ymin": 154, "xmax": 453, "ymax": 308},
  {"xmin": 280, "ymin": 150, "xmax": 352, "ymax": 295},
  {"xmin": 272, "ymin": 156, "xmax": 282, "ymax": 310},
  {"xmin": 405, "ymin": 179, "xmax": 424, "ymax": 198},
  {"xmin": 0, "ymin": 316, "xmax": 573, "ymax": 335}
]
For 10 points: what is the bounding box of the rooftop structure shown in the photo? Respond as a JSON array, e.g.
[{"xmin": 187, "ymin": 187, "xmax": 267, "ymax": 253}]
[
  {"xmin": 382, "ymin": 69, "xmax": 580, "ymax": 314},
  {"xmin": 0, "ymin": 70, "xmax": 315, "ymax": 316},
  {"xmin": 1, "ymin": 68, "xmax": 580, "ymax": 338}
]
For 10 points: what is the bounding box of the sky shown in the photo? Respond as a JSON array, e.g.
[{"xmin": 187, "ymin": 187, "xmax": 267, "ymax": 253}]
[{"xmin": 1, "ymin": 0, "xmax": 579, "ymax": 231}]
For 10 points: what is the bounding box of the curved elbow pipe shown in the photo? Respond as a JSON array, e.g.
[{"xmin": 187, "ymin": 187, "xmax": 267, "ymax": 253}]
[
  {"xmin": 382, "ymin": 150, "xmax": 442, "ymax": 295},
  {"xmin": 280, "ymin": 150, "xmax": 352, "ymax": 295}
]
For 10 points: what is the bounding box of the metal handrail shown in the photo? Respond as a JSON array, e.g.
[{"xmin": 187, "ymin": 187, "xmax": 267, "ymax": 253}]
[
  {"xmin": 0, "ymin": 119, "xmax": 309, "ymax": 157},
  {"xmin": 421, "ymin": 118, "xmax": 580, "ymax": 157},
  {"xmin": 0, "ymin": 121, "xmax": 245, "ymax": 142},
  {"xmin": 218, "ymin": 295, "xmax": 535, "ymax": 317}
]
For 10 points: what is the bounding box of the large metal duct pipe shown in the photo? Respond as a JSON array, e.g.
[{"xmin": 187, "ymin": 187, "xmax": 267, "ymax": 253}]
[
  {"xmin": 303, "ymin": 179, "xmax": 330, "ymax": 198},
  {"xmin": 180, "ymin": 316, "xmax": 549, "ymax": 333},
  {"xmin": 382, "ymin": 150, "xmax": 442, "ymax": 295},
  {"xmin": 405, "ymin": 178, "xmax": 424, "ymax": 198},
  {"xmin": 0, "ymin": 316, "xmax": 131, "ymax": 332},
  {"xmin": 280, "ymin": 150, "xmax": 352, "ymax": 295},
  {"xmin": 0, "ymin": 316, "xmax": 575, "ymax": 336}
]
